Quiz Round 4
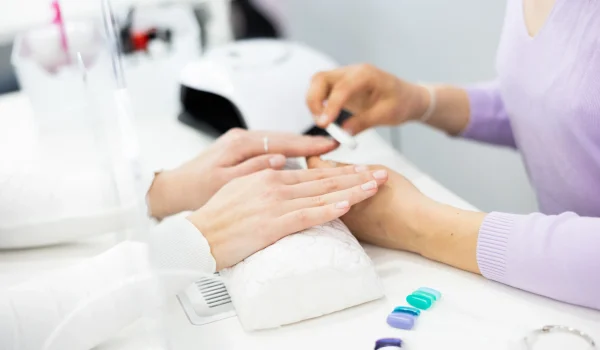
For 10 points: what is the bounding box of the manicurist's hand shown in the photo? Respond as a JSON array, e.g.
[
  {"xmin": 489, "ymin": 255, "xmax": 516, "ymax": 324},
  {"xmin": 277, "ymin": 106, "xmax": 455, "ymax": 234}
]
[
  {"xmin": 306, "ymin": 64, "xmax": 471, "ymax": 136},
  {"xmin": 147, "ymin": 128, "xmax": 338, "ymax": 219},
  {"xmin": 306, "ymin": 64, "xmax": 431, "ymax": 135},
  {"xmin": 307, "ymin": 157, "xmax": 486, "ymax": 274},
  {"xmin": 187, "ymin": 165, "xmax": 389, "ymax": 270}
]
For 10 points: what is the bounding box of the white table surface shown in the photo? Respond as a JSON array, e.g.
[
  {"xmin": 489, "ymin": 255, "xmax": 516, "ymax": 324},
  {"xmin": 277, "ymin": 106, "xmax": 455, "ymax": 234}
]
[{"xmin": 1, "ymin": 92, "xmax": 599, "ymax": 350}]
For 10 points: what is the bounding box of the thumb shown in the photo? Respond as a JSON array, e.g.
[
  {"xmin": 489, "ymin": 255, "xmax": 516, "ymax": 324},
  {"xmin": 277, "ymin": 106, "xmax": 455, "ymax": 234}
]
[{"xmin": 231, "ymin": 154, "xmax": 286, "ymax": 177}]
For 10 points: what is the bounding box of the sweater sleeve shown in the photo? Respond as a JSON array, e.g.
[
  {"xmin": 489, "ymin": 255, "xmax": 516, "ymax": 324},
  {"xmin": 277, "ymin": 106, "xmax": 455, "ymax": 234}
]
[
  {"xmin": 460, "ymin": 80, "xmax": 517, "ymax": 148},
  {"xmin": 477, "ymin": 212, "xmax": 600, "ymax": 310},
  {"xmin": 0, "ymin": 217, "xmax": 216, "ymax": 350}
]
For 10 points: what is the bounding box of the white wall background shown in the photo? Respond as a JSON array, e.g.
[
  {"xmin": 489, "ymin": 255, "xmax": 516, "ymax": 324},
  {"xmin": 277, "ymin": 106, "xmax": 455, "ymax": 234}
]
[
  {"xmin": 274, "ymin": 0, "xmax": 538, "ymax": 213},
  {"xmin": 0, "ymin": 0, "xmax": 539, "ymax": 213}
]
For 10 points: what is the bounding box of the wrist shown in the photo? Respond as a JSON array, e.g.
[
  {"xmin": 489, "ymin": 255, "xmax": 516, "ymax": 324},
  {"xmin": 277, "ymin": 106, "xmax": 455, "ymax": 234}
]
[
  {"xmin": 411, "ymin": 200, "xmax": 443, "ymax": 252},
  {"xmin": 403, "ymin": 197, "xmax": 440, "ymax": 254},
  {"xmin": 187, "ymin": 209, "xmax": 225, "ymax": 271},
  {"xmin": 407, "ymin": 83, "xmax": 433, "ymax": 122},
  {"xmin": 147, "ymin": 170, "xmax": 190, "ymax": 219}
]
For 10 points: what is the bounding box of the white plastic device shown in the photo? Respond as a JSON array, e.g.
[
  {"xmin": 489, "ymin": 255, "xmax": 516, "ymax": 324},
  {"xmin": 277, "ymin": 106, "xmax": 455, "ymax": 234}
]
[
  {"xmin": 325, "ymin": 123, "xmax": 358, "ymax": 149},
  {"xmin": 179, "ymin": 39, "xmax": 339, "ymax": 134}
]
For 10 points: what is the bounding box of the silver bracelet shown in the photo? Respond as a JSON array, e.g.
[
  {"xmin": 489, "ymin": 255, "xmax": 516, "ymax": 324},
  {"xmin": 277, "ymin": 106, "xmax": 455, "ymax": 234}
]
[
  {"xmin": 418, "ymin": 85, "xmax": 437, "ymax": 123},
  {"xmin": 522, "ymin": 325, "xmax": 596, "ymax": 350}
]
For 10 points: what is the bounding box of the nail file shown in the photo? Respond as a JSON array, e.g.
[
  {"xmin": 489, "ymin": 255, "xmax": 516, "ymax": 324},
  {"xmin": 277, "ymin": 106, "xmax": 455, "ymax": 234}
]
[{"xmin": 324, "ymin": 123, "xmax": 358, "ymax": 149}]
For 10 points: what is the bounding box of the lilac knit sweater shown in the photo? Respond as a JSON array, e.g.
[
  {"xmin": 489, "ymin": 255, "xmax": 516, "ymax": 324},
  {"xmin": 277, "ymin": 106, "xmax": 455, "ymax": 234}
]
[{"xmin": 462, "ymin": 0, "xmax": 600, "ymax": 310}]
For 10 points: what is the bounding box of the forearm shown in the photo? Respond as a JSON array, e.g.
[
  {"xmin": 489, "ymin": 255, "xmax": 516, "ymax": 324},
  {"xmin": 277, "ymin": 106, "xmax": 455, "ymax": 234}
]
[
  {"xmin": 147, "ymin": 170, "xmax": 195, "ymax": 220},
  {"xmin": 409, "ymin": 203, "xmax": 600, "ymax": 309},
  {"xmin": 414, "ymin": 202, "xmax": 485, "ymax": 274},
  {"xmin": 344, "ymin": 177, "xmax": 484, "ymax": 273}
]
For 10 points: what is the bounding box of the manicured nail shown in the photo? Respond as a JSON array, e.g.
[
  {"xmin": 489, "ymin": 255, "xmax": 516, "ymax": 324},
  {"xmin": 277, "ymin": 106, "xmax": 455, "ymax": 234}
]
[
  {"xmin": 372, "ymin": 169, "xmax": 388, "ymax": 179},
  {"xmin": 314, "ymin": 136, "xmax": 335, "ymax": 146},
  {"xmin": 323, "ymin": 137, "xmax": 337, "ymax": 145},
  {"xmin": 319, "ymin": 114, "xmax": 329, "ymax": 125},
  {"xmin": 361, "ymin": 180, "xmax": 377, "ymax": 191},
  {"xmin": 354, "ymin": 165, "xmax": 368, "ymax": 172},
  {"xmin": 335, "ymin": 200, "xmax": 350, "ymax": 209},
  {"xmin": 269, "ymin": 155, "xmax": 286, "ymax": 167}
]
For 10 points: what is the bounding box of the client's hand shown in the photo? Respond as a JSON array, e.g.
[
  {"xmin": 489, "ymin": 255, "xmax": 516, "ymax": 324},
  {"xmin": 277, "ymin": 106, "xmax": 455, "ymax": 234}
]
[
  {"xmin": 187, "ymin": 165, "xmax": 389, "ymax": 270},
  {"xmin": 307, "ymin": 157, "xmax": 433, "ymax": 254},
  {"xmin": 148, "ymin": 129, "xmax": 338, "ymax": 219}
]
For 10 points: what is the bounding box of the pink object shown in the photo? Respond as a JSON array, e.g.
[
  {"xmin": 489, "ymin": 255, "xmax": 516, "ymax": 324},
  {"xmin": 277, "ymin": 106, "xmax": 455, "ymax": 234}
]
[{"xmin": 51, "ymin": 0, "xmax": 69, "ymax": 62}]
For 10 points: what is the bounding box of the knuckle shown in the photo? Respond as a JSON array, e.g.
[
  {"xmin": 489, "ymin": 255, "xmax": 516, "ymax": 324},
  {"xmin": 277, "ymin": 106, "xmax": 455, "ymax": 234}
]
[
  {"xmin": 286, "ymin": 170, "xmax": 301, "ymax": 184},
  {"xmin": 274, "ymin": 185, "xmax": 289, "ymax": 199},
  {"xmin": 344, "ymin": 165, "xmax": 359, "ymax": 173},
  {"xmin": 260, "ymin": 185, "xmax": 281, "ymax": 201},
  {"xmin": 224, "ymin": 128, "xmax": 247, "ymax": 148},
  {"xmin": 321, "ymin": 177, "xmax": 340, "ymax": 192},
  {"xmin": 311, "ymin": 71, "xmax": 326, "ymax": 84},
  {"xmin": 351, "ymin": 187, "xmax": 363, "ymax": 202},
  {"xmin": 295, "ymin": 209, "xmax": 310, "ymax": 224},
  {"xmin": 260, "ymin": 168, "xmax": 278, "ymax": 180},
  {"xmin": 358, "ymin": 63, "xmax": 375, "ymax": 73},
  {"xmin": 305, "ymin": 94, "xmax": 314, "ymax": 106},
  {"xmin": 332, "ymin": 84, "xmax": 351, "ymax": 101},
  {"xmin": 361, "ymin": 171, "xmax": 374, "ymax": 181},
  {"xmin": 224, "ymin": 127, "xmax": 245, "ymax": 139},
  {"xmin": 311, "ymin": 195, "xmax": 327, "ymax": 207},
  {"xmin": 313, "ymin": 168, "xmax": 328, "ymax": 180}
]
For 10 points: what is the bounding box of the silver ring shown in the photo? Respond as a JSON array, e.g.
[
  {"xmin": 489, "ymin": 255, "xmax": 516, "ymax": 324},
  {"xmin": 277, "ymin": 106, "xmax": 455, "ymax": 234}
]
[
  {"xmin": 523, "ymin": 325, "xmax": 596, "ymax": 349},
  {"xmin": 263, "ymin": 136, "xmax": 269, "ymax": 153}
]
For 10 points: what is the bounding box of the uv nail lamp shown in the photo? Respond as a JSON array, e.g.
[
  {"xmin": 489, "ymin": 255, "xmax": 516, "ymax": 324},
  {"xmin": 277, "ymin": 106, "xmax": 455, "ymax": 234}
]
[{"xmin": 178, "ymin": 39, "xmax": 351, "ymax": 136}]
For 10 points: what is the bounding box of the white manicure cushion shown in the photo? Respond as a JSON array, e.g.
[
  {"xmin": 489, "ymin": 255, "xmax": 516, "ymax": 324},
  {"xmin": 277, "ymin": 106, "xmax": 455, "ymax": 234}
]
[{"xmin": 221, "ymin": 158, "xmax": 383, "ymax": 330}]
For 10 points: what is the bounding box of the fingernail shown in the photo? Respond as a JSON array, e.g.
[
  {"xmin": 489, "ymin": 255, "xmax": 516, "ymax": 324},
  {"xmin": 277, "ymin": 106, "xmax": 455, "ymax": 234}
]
[
  {"xmin": 361, "ymin": 180, "xmax": 377, "ymax": 191},
  {"xmin": 319, "ymin": 114, "xmax": 329, "ymax": 125},
  {"xmin": 319, "ymin": 136, "xmax": 337, "ymax": 145},
  {"xmin": 335, "ymin": 200, "xmax": 349, "ymax": 209},
  {"xmin": 344, "ymin": 125, "xmax": 354, "ymax": 135},
  {"xmin": 372, "ymin": 169, "xmax": 388, "ymax": 179},
  {"xmin": 328, "ymin": 160, "xmax": 338, "ymax": 167},
  {"xmin": 354, "ymin": 165, "xmax": 368, "ymax": 172},
  {"xmin": 269, "ymin": 155, "xmax": 286, "ymax": 167}
]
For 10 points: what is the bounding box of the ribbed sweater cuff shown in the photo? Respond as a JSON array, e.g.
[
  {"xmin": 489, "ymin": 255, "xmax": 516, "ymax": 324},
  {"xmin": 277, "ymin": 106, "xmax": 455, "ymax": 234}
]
[
  {"xmin": 476, "ymin": 212, "xmax": 517, "ymax": 283},
  {"xmin": 460, "ymin": 82, "xmax": 499, "ymax": 138}
]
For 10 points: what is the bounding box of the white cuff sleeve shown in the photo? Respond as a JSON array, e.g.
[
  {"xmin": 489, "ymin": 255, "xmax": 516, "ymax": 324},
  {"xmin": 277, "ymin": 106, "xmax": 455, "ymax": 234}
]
[{"xmin": 148, "ymin": 217, "xmax": 217, "ymax": 294}]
